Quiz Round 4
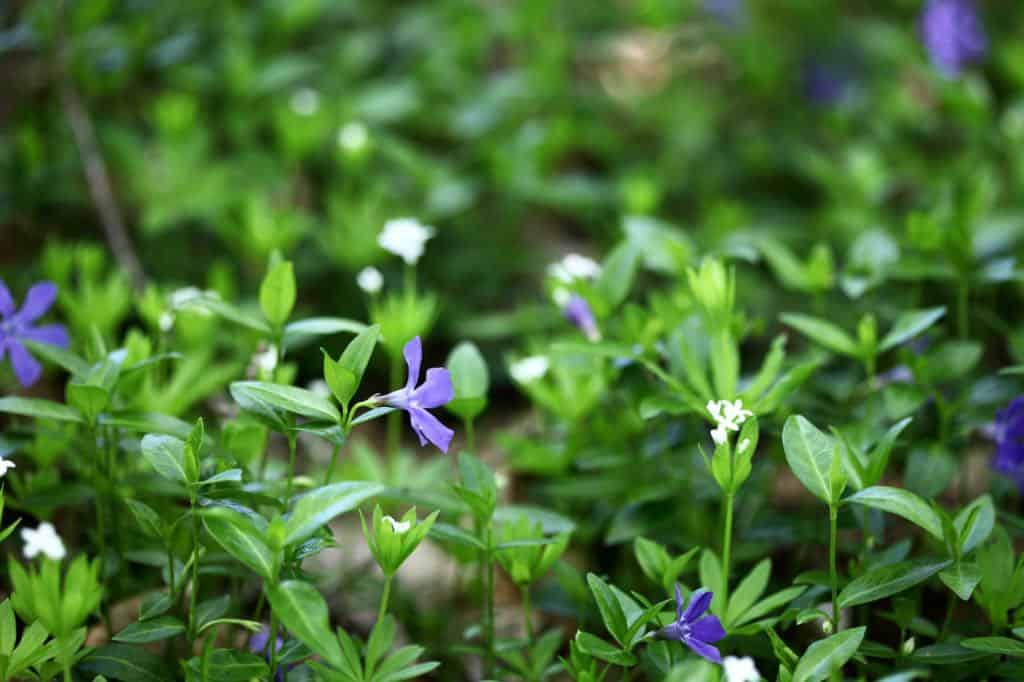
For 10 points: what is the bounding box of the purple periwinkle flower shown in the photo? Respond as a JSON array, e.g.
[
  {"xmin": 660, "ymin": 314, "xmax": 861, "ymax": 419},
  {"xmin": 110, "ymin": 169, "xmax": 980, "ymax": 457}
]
[
  {"xmin": 657, "ymin": 586, "xmax": 726, "ymax": 664},
  {"xmin": 378, "ymin": 336, "xmax": 454, "ymax": 453},
  {"xmin": 564, "ymin": 295, "xmax": 600, "ymax": 342},
  {"xmin": 0, "ymin": 280, "xmax": 69, "ymax": 387},
  {"xmin": 992, "ymin": 397, "xmax": 1024, "ymax": 492},
  {"xmin": 249, "ymin": 627, "xmax": 285, "ymax": 682},
  {"xmin": 802, "ymin": 60, "xmax": 853, "ymax": 106},
  {"xmin": 920, "ymin": 0, "xmax": 987, "ymax": 77}
]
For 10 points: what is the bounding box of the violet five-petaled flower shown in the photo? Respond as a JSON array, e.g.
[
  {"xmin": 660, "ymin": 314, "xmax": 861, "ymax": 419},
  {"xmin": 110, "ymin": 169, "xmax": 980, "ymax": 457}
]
[
  {"xmin": 657, "ymin": 585, "xmax": 727, "ymax": 664},
  {"xmin": 0, "ymin": 280, "xmax": 69, "ymax": 387},
  {"xmin": 249, "ymin": 627, "xmax": 285, "ymax": 682},
  {"xmin": 920, "ymin": 0, "xmax": 987, "ymax": 77},
  {"xmin": 378, "ymin": 336, "xmax": 455, "ymax": 453},
  {"xmin": 993, "ymin": 396, "xmax": 1024, "ymax": 492},
  {"xmin": 564, "ymin": 294, "xmax": 600, "ymax": 341}
]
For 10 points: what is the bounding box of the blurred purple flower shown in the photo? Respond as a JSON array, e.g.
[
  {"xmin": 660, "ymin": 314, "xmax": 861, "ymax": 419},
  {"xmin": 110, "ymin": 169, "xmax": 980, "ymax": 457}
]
[
  {"xmin": 920, "ymin": 0, "xmax": 987, "ymax": 77},
  {"xmin": 0, "ymin": 280, "xmax": 68, "ymax": 387},
  {"xmin": 802, "ymin": 60, "xmax": 853, "ymax": 106},
  {"xmin": 657, "ymin": 586, "xmax": 726, "ymax": 663},
  {"xmin": 249, "ymin": 627, "xmax": 284, "ymax": 682},
  {"xmin": 564, "ymin": 295, "xmax": 600, "ymax": 342},
  {"xmin": 993, "ymin": 397, "xmax": 1024, "ymax": 492},
  {"xmin": 704, "ymin": 0, "xmax": 745, "ymax": 27},
  {"xmin": 378, "ymin": 336, "xmax": 454, "ymax": 453}
]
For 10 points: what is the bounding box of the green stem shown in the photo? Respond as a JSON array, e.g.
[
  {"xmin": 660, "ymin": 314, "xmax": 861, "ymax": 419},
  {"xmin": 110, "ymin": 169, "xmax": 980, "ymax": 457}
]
[
  {"xmin": 940, "ymin": 593, "xmax": 956, "ymax": 640},
  {"xmin": 957, "ymin": 282, "xmax": 969, "ymax": 340},
  {"xmin": 285, "ymin": 433, "xmax": 297, "ymax": 504},
  {"xmin": 481, "ymin": 524, "xmax": 495, "ymax": 678},
  {"xmin": 464, "ymin": 418, "xmax": 476, "ymax": 453},
  {"xmin": 377, "ymin": 574, "xmax": 393, "ymax": 624},
  {"xmin": 268, "ymin": 609, "xmax": 279, "ymax": 680},
  {"xmin": 829, "ymin": 505, "xmax": 839, "ymax": 631},
  {"xmin": 167, "ymin": 545, "xmax": 176, "ymax": 596},
  {"xmin": 721, "ymin": 493, "xmax": 734, "ymax": 606},
  {"xmin": 386, "ymin": 354, "xmax": 402, "ymax": 475},
  {"xmin": 522, "ymin": 586, "xmax": 534, "ymax": 642},
  {"xmin": 324, "ymin": 443, "xmax": 341, "ymax": 486},
  {"xmin": 188, "ymin": 495, "xmax": 200, "ymax": 641}
]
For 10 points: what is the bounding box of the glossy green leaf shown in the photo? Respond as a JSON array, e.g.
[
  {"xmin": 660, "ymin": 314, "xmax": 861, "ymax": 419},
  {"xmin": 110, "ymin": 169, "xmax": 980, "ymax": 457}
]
[
  {"xmin": 837, "ymin": 559, "xmax": 950, "ymax": 608},
  {"xmin": 0, "ymin": 397, "xmax": 83, "ymax": 423},
  {"xmin": 265, "ymin": 581, "xmax": 343, "ymax": 668},
  {"xmin": 284, "ymin": 481, "xmax": 385, "ymax": 545},
  {"xmin": 845, "ymin": 486, "xmax": 943, "ymax": 541},
  {"xmin": 879, "ymin": 307, "xmax": 946, "ymax": 352},
  {"xmin": 113, "ymin": 617, "xmax": 185, "ymax": 643},
  {"xmin": 139, "ymin": 434, "xmax": 190, "ymax": 485},
  {"xmin": 259, "ymin": 260, "xmax": 296, "ymax": 326},
  {"xmin": 792, "ymin": 627, "xmax": 865, "ymax": 682},
  {"xmin": 781, "ymin": 314, "xmax": 859, "ymax": 356},
  {"xmin": 782, "ymin": 415, "xmax": 836, "ymax": 504},
  {"xmin": 230, "ymin": 381, "xmax": 340, "ymax": 423},
  {"xmin": 202, "ymin": 508, "xmax": 277, "ymax": 581}
]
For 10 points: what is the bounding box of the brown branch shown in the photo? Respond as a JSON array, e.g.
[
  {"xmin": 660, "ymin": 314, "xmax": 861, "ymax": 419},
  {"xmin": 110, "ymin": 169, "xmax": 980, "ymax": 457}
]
[{"xmin": 60, "ymin": 81, "xmax": 145, "ymax": 291}]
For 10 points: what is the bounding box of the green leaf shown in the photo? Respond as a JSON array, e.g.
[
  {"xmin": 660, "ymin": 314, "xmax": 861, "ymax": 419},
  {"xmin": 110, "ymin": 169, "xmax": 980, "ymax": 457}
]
[
  {"xmin": 139, "ymin": 593, "xmax": 173, "ymax": 620},
  {"xmin": 22, "ymin": 339, "xmax": 90, "ymax": 377},
  {"xmin": 726, "ymin": 559, "xmax": 771, "ymax": 627},
  {"xmin": 66, "ymin": 383, "xmax": 109, "ymax": 423},
  {"xmin": 573, "ymin": 631, "xmax": 637, "ymax": 667},
  {"xmin": 0, "ymin": 397, "xmax": 83, "ymax": 423},
  {"xmin": 586, "ymin": 574, "xmax": 628, "ymax": 647},
  {"xmin": 837, "ymin": 559, "xmax": 951, "ymax": 608},
  {"xmin": 202, "ymin": 508, "xmax": 277, "ymax": 581},
  {"xmin": 229, "ymin": 381, "xmax": 340, "ymax": 423},
  {"xmin": 429, "ymin": 523, "xmax": 486, "ymax": 550},
  {"xmin": 282, "ymin": 317, "xmax": 367, "ymax": 352},
  {"xmin": 792, "ymin": 627, "xmax": 865, "ymax": 682},
  {"xmin": 265, "ymin": 581, "xmax": 343, "ymax": 668},
  {"xmin": 879, "ymin": 307, "xmax": 946, "ymax": 352},
  {"xmin": 954, "ymin": 494, "xmax": 994, "ymax": 555},
  {"xmin": 782, "ymin": 415, "xmax": 836, "ymax": 504},
  {"xmin": 844, "ymin": 486, "xmax": 943, "ymax": 541},
  {"xmin": 113, "ymin": 617, "xmax": 186, "ymax": 643},
  {"xmin": 139, "ymin": 434, "xmax": 191, "ymax": 485},
  {"xmin": 126, "ymin": 500, "xmax": 164, "ymax": 539},
  {"xmin": 781, "ymin": 314, "xmax": 859, "ymax": 356},
  {"xmin": 865, "ymin": 418, "xmax": 913, "ymax": 486},
  {"xmin": 962, "ymin": 637, "xmax": 1024, "ymax": 657},
  {"xmin": 446, "ymin": 342, "xmax": 489, "ymax": 421},
  {"xmin": 182, "ymin": 650, "xmax": 269, "ymax": 681},
  {"xmin": 259, "ymin": 260, "xmax": 296, "ymax": 327},
  {"xmin": 910, "ymin": 642, "xmax": 990, "ymax": 665},
  {"xmin": 939, "ymin": 563, "xmax": 982, "ymax": 601},
  {"xmin": 284, "ymin": 481, "xmax": 385, "ymax": 546},
  {"xmin": 79, "ymin": 643, "xmax": 173, "ymax": 682},
  {"xmin": 596, "ymin": 242, "xmax": 638, "ymax": 309},
  {"xmin": 324, "ymin": 325, "xmax": 380, "ymax": 407}
]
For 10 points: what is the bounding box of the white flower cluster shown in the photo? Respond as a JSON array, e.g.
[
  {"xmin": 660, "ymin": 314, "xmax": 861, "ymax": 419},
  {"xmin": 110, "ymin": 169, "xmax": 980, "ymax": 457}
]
[
  {"xmin": 378, "ymin": 218, "xmax": 435, "ymax": 265},
  {"xmin": 548, "ymin": 253, "xmax": 601, "ymax": 284},
  {"xmin": 22, "ymin": 522, "xmax": 66, "ymax": 561},
  {"xmin": 707, "ymin": 399, "xmax": 753, "ymax": 446},
  {"xmin": 509, "ymin": 356, "xmax": 549, "ymax": 384},
  {"xmin": 0, "ymin": 456, "xmax": 15, "ymax": 478},
  {"xmin": 356, "ymin": 266, "xmax": 383, "ymax": 294},
  {"xmin": 723, "ymin": 655, "xmax": 761, "ymax": 682}
]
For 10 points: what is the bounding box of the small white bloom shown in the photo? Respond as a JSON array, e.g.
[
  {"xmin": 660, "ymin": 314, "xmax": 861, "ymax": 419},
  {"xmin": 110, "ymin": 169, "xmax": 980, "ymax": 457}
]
[
  {"xmin": 0, "ymin": 457, "xmax": 15, "ymax": 478},
  {"xmin": 547, "ymin": 253, "xmax": 602, "ymax": 283},
  {"xmin": 254, "ymin": 345, "xmax": 278, "ymax": 374},
  {"xmin": 21, "ymin": 522, "xmax": 66, "ymax": 561},
  {"xmin": 723, "ymin": 399, "xmax": 753, "ymax": 425},
  {"xmin": 723, "ymin": 656, "xmax": 761, "ymax": 682},
  {"xmin": 383, "ymin": 515, "xmax": 412, "ymax": 534},
  {"xmin": 378, "ymin": 218, "xmax": 436, "ymax": 265},
  {"xmin": 711, "ymin": 425, "xmax": 728, "ymax": 446},
  {"xmin": 494, "ymin": 471, "xmax": 509, "ymax": 490},
  {"xmin": 551, "ymin": 287, "xmax": 572, "ymax": 307},
  {"xmin": 337, "ymin": 122, "xmax": 369, "ymax": 152},
  {"xmin": 307, "ymin": 379, "xmax": 331, "ymax": 399},
  {"xmin": 158, "ymin": 311, "xmax": 175, "ymax": 332},
  {"xmin": 901, "ymin": 637, "xmax": 916, "ymax": 656},
  {"xmin": 509, "ymin": 356, "xmax": 550, "ymax": 384},
  {"xmin": 707, "ymin": 400, "xmax": 724, "ymax": 422},
  {"xmin": 737, "ymin": 438, "xmax": 751, "ymax": 454},
  {"xmin": 356, "ymin": 266, "xmax": 383, "ymax": 294},
  {"xmin": 289, "ymin": 88, "xmax": 320, "ymax": 116}
]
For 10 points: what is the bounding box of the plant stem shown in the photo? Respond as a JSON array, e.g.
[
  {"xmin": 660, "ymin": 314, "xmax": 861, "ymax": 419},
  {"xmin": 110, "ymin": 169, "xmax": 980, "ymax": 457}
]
[
  {"xmin": 522, "ymin": 586, "xmax": 534, "ymax": 642},
  {"xmin": 481, "ymin": 523, "xmax": 495, "ymax": 678},
  {"xmin": 957, "ymin": 282, "xmax": 969, "ymax": 339},
  {"xmin": 167, "ymin": 545, "xmax": 176, "ymax": 596},
  {"xmin": 268, "ymin": 609, "xmax": 279, "ymax": 680},
  {"xmin": 188, "ymin": 495, "xmax": 201, "ymax": 641},
  {"xmin": 324, "ymin": 442, "xmax": 341, "ymax": 486},
  {"xmin": 721, "ymin": 493, "xmax": 734, "ymax": 606},
  {"xmin": 377, "ymin": 574, "xmax": 393, "ymax": 624},
  {"xmin": 386, "ymin": 354, "xmax": 402, "ymax": 475},
  {"xmin": 464, "ymin": 417, "xmax": 476, "ymax": 452},
  {"xmin": 285, "ymin": 432, "xmax": 297, "ymax": 504},
  {"xmin": 829, "ymin": 505, "xmax": 839, "ymax": 631}
]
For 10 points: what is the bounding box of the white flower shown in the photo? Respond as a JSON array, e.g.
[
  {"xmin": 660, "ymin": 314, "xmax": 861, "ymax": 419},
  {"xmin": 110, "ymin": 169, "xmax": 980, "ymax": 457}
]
[
  {"xmin": 384, "ymin": 516, "xmax": 411, "ymax": 534},
  {"xmin": 307, "ymin": 379, "xmax": 331, "ymax": 399},
  {"xmin": 289, "ymin": 88, "xmax": 320, "ymax": 116},
  {"xmin": 356, "ymin": 266, "xmax": 383, "ymax": 294},
  {"xmin": 0, "ymin": 457, "xmax": 15, "ymax": 478},
  {"xmin": 723, "ymin": 656, "xmax": 761, "ymax": 682},
  {"xmin": 338, "ymin": 122, "xmax": 369, "ymax": 152},
  {"xmin": 22, "ymin": 522, "xmax": 66, "ymax": 561},
  {"xmin": 509, "ymin": 356, "xmax": 550, "ymax": 384},
  {"xmin": 551, "ymin": 287, "xmax": 572, "ymax": 307},
  {"xmin": 547, "ymin": 253, "xmax": 602, "ymax": 283},
  {"xmin": 254, "ymin": 345, "xmax": 278, "ymax": 374},
  {"xmin": 723, "ymin": 399, "xmax": 753, "ymax": 424},
  {"xmin": 706, "ymin": 399, "xmax": 724, "ymax": 422},
  {"xmin": 711, "ymin": 425, "xmax": 729, "ymax": 446},
  {"xmin": 494, "ymin": 471, "xmax": 509, "ymax": 490},
  {"xmin": 737, "ymin": 438, "xmax": 751, "ymax": 455},
  {"xmin": 378, "ymin": 218, "xmax": 436, "ymax": 265},
  {"xmin": 158, "ymin": 311, "xmax": 175, "ymax": 332}
]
